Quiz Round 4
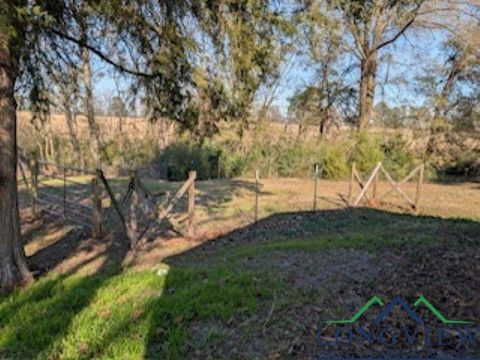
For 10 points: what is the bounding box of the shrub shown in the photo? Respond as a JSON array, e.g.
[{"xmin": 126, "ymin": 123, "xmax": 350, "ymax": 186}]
[
  {"xmin": 275, "ymin": 140, "xmax": 319, "ymax": 177},
  {"xmin": 380, "ymin": 134, "xmax": 414, "ymax": 179},
  {"xmin": 441, "ymin": 150, "xmax": 480, "ymax": 177},
  {"xmin": 155, "ymin": 142, "xmax": 219, "ymax": 180},
  {"xmin": 318, "ymin": 143, "xmax": 349, "ymax": 179},
  {"xmin": 220, "ymin": 152, "xmax": 248, "ymax": 178},
  {"xmin": 350, "ymin": 131, "xmax": 384, "ymax": 174}
]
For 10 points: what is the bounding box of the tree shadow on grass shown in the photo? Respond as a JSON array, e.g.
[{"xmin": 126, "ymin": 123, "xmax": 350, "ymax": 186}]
[
  {"xmin": 0, "ymin": 198, "xmax": 132, "ymax": 358},
  {"xmin": 432, "ymin": 173, "xmax": 480, "ymax": 185},
  {"xmin": 144, "ymin": 207, "xmax": 480, "ymax": 358},
  {"xmin": 0, "ymin": 226, "xmax": 133, "ymax": 358},
  {"xmin": 139, "ymin": 178, "xmax": 264, "ymax": 217},
  {"xmin": 0, "ymin": 269, "xmax": 115, "ymax": 358}
]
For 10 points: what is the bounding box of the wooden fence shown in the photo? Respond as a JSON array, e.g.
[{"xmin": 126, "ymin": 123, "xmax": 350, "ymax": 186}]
[
  {"xmin": 19, "ymin": 154, "xmax": 425, "ymax": 248},
  {"xmin": 347, "ymin": 161, "xmax": 425, "ymax": 212},
  {"xmin": 250, "ymin": 161, "xmax": 425, "ymax": 222},
  {"xmin": 19, "ymin": 156, "xmax": 197, "ymax": 249}
]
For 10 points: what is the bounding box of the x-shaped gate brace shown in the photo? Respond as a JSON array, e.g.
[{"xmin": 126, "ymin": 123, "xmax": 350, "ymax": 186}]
[
  {"xmin": 99, "ymin": 170, "xmax": 196, "ymax": 249},
  {"xmin": 348, "ymin": 162, "xmax": 425, "ymax": 212}
]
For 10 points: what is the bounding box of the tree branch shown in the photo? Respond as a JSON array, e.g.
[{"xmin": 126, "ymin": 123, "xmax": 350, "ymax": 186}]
[
  {"xmin": 48, "ymin": 28, "xmax": 155, "ymax": 78},
  {"xmin": 373, "ymin": 3, "xmax": 423, "ymax": 54},
  {"xmin": 373, "ymin": 17, "xmax": 415, "ymax": 53}
]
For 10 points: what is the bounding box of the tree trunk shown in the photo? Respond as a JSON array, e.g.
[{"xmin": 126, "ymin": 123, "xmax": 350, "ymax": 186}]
[
  {"xmin": 45, "ymin": 111, "xmax": 58, "ymax": 165},
  {"xmin": 425, "ymin": 59, "xmax": 462, "ymax": 157},
  {"xmin": 319, "ymin": 108, "xmax": 330, "ymax": 137},
  {"xmin": 64, "ymin": 94, "xmax": 83, "ymax": 168},
  {"xmin": 358, "ymin": 54, "xmax": 377, "ymax": 129},
  {"xmin": 80, "ymin": 44, "xmax": 102, "ymax": 169},
  {"xmin": 118, "ymin": 115, "xmax": 123, "ymax": 133},
  {"xmin": 0, "ymin": 48, "xmax": 32, "ymax": 291}
]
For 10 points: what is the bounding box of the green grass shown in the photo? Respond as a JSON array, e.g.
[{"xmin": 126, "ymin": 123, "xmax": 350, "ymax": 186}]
[{"xmin": 0, "ymin": 261, "xmax": 277, "ymax": 359}]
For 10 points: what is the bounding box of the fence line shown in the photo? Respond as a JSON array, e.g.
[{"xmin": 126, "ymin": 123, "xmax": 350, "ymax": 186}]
[
  {"xmin": 20, "ymin": 154, "xmax": 426, "ymax": 248},
  {"xmin": 20, "ymin": 154, "xmax": 198, "ymax": 249}
]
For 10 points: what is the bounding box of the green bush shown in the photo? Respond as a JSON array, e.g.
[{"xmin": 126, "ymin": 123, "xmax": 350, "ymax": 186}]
[
  {"xmin": 220, "ymin": 152, "xmax": 248, "ymax": 178},
  {"xmin": 156, "ymin": 142, "xmax": 219, "ymax": 180},
  {"xmin": 318, "ymin": 143, "xmax": 349, "ymax": 179},
  {"xmin": 380, "ymin": 134, "xmax": 414, "ymax": 179},
  {"xmin": 441, "ymin": 150, "xmax": 480, "ymax": 177},
  {"xmin": 350, "ymin": 131, "xmax": 384, "ymax": 174},
  {"xmin": 275, "ymin": 140, "xmax": 318, "ymax": 177}
]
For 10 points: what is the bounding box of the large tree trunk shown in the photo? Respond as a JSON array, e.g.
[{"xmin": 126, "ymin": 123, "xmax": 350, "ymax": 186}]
[
  {"xmin": 0, "ymin": 48, "xmax": 32, "ymax": 291},
  {"xmin": 358, "ymin": 54, "xmax": 377, "ymax": 129}
]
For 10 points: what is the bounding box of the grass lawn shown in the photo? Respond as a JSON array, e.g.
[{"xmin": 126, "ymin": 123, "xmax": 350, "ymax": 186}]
[{"xmin": 6, "ymin": 177, "xmax": 480, "ymax": 358}]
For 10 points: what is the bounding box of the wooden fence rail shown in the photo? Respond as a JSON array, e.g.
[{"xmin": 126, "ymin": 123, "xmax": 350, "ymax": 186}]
[{"xmin": 349, "ymin": 161, "xmax": 425, "ymax": 212}]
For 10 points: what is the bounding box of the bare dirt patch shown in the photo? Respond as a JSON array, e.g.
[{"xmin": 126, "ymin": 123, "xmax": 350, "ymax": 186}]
[{"xmin": 180, "ymin": 244, "xmax": 480, "ymax": 359}]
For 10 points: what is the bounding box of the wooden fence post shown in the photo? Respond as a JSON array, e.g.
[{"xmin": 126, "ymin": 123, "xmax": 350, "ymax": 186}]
[
  {"xmin": 372, "ymin": 167, "xmax": 379, "ymax": 200},
  {"xmin": 348, "ymin": 162, "xmax": 355, "ymax": 206},
  {"xmin": 92, "ymin": 170, "xmax": 103, "ymax": 239},
  {"xmin": 414, "ymin": 164, "xmax": 424, "ymax": 212},
  {"xmin": 97, "ymin": 169, "xmax": 129, "ymax": 237},
  {"xmin": 188, "ymin": 170, "xmax": 196, "ymax": 237},
  {"xmin": 313, "ymin": 164, "xmax": 319, "ymax": 210},
  {"xmin": 254, "ymin": 169, "xmax": 260, "ymax": 222},
  {"xmin": 30, "ymin": 157, "xmax": 38, "ymax": 217},
  {"xmin": 128, "ymin": 171, "xmax": 139, "ymax": 248}
]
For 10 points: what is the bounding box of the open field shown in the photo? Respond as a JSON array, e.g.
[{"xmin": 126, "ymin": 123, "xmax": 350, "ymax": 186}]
[
  {"xmin": 20, "ymin": 175, "xmax": 480, "ymax": 240},
  {"xmin": 3, "ymin": 177, "xmax": 479, "ymax": 358},
  {"xmin": 16, "ymin": 110, "xmax": 331, "ymax": 142},
  {"xmin": 21, "ymin": 110, "xmax": 475, "ymax": 154}
]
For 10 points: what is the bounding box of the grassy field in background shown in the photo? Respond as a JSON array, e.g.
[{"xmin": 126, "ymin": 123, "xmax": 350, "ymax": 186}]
[{"xmin": 113, "ymin": 177, "xmax": 480, "ymax": 230}]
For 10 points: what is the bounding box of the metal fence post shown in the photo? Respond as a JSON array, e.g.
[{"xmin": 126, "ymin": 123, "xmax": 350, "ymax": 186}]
[
  {"xmin": 92, "ymin": 170, "xmax": 103, "ymax": 239},
  {"xmin": 129, "ymin": 171, "xmax": 139, "ymax": 248},
  {"xmin": 348, "ymin": 162, "xmax": 355, "ymax": 206},
  {"xmin": 415, "ymin": 164, "xmax": 425, "ymax": 213},
  {"xmin": 313, "ymin": 164, "xmax": 319, "ymax": 210},
  {"xmin": 254, "ymin": 169, "xmax": 260, "ymax": 222},
  {"xmin": 30, "ymin": 157, "xmax": 39, "ymax": 217},
  {"xmin": 63, "ymin": 166, "xmax": 67, "ymax": 220}
]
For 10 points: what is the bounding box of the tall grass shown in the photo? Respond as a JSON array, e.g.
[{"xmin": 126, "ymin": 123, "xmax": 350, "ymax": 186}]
[{"xmin": 19, "ymin": 118, "xmax": 478, "ymax": 180}]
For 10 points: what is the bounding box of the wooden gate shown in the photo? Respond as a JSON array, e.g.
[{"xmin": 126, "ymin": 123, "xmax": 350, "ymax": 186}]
[
  {"xmin": 99, "ymin": 170, "xmax": 197, "ymax": 248},
  {"xmin": 348, "ymin": 161, "xmax": 425, "ymax": 212}
]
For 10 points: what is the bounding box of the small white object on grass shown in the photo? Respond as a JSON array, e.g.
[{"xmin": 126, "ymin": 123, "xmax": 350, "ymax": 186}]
[{"xmin": 157, "ymin": 268, "xmax": 169, "ymax": 277}]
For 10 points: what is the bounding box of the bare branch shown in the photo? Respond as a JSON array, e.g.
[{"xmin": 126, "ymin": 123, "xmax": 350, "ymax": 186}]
[
  {"xmin": 47, "ymin": 28, "xmax": 155, "ymax": 78},
  {"xmin": 374, "ymin": 18, "xmax": 415, "ymax": 53}
]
